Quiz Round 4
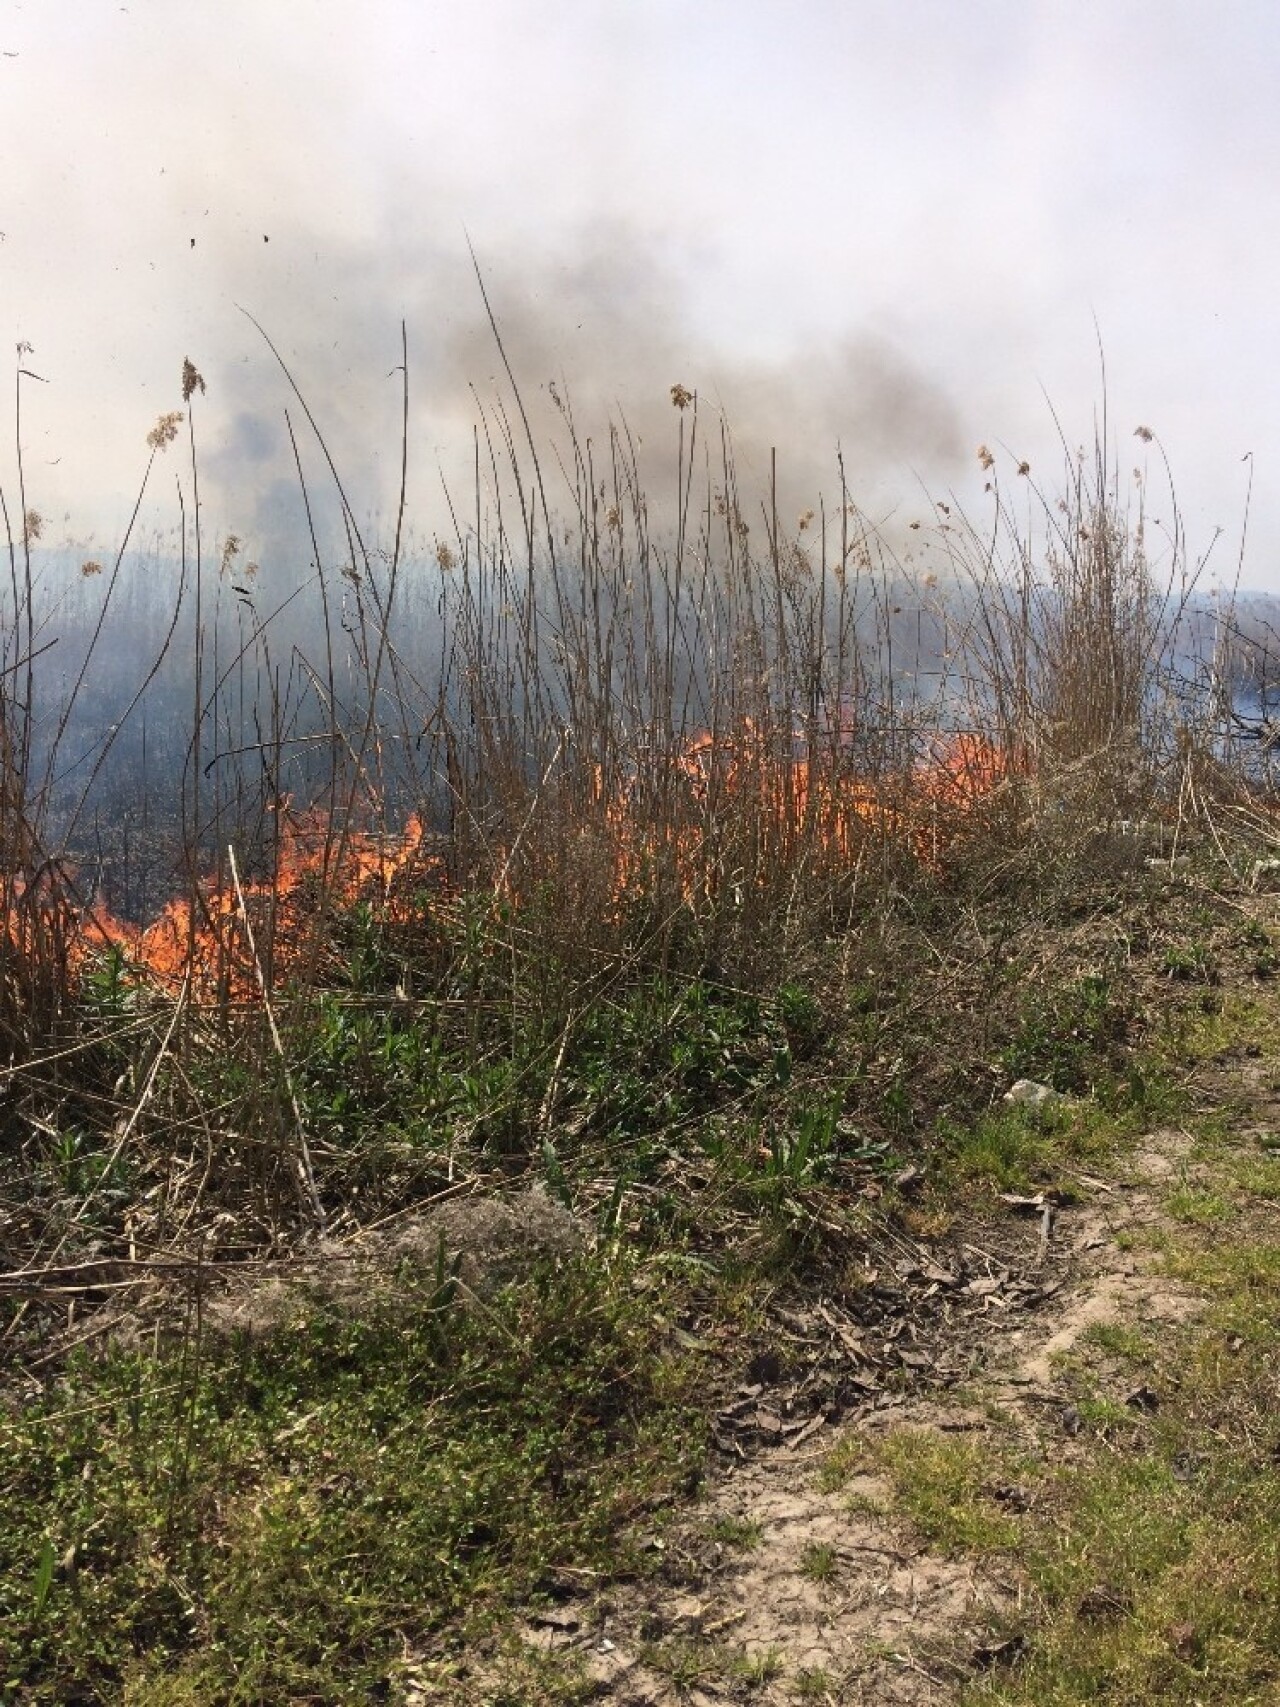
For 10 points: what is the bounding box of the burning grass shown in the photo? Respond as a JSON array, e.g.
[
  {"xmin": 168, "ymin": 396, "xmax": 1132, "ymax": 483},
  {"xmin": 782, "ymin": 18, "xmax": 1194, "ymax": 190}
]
[
  {"xmin": 1, "ymin": 337, "xmax": 1276, "ymax": 1700},
  {"xmin": 0, "ymin": 337, "xmax": 1255, "ymax": 1318},
  {"xmin": 45, "ymin": 724, "xmax": 1014, "ymax": 1003}
]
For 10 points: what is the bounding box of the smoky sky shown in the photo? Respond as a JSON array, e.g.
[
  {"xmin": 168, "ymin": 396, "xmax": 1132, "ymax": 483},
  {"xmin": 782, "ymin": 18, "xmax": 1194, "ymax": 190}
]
[
  {"xmin": 2, "ymin": 1, "xmax": 1278, "ymax": 587},
  {"xmin": 186, "ymin": 227, "xmax": 967, "ymax": 583}
]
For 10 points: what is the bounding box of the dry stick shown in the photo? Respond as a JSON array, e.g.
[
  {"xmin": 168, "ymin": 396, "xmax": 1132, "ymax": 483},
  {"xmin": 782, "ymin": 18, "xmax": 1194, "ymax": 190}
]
[
  {"xmin": 13, "ymin": 357, "xmax": 46, "ymax": 785},
  {"xmin": 536, "ymin": 1011, "xmax": 577, "ymax": 1138},
  {"xmin": 226, "ymin": 843, "xmax": 326, "ymax": 1233},
  {"xmin": 489, "ymin": 727, "xmax": 568, "ymax": 901},
  {"xmin": 44, "ymin": 444, "xmax": 171, "ymax": 839},
  {"xmin": 2, "ymin": 1247, "xmax": 372, "ymax": 1286},
  {"xmin": 69, "ymin": 972, "xmax": 191, "ymax": 1230},
  {"xmin": 173, "ymin": 575, "xmax": 321, "ymax": 968},
  {"xmin": 0, "ymin": 1012, "xmax": 161, "ymax": 1080},
  {"xmin": 0, "ymin": 635, "xmax": 58, "ymax": 679},
  {"xmin": 283, "ymin": 409, "xmax": 339, "ymax": 815},
  {"xmin": 7, "ymin": 983, "xmax": 190, "ymax": 1285},
  {"xmin": 248, "ymin": 325, "xmax": 410, "ymax": 985},
  {"xmin": 0, "ymin": 989, "xmax": 185, "ymax": 1304}
]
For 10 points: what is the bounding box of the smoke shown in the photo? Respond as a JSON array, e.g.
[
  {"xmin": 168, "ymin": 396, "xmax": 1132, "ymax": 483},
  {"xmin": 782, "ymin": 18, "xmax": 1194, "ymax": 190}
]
[
  {"xmin": 186, "ymin": 221, "xmax": 967, "ymax": 582},
  {"xmin": 6, "ymin": 1, "xmax": 979, "ymax": 572}
]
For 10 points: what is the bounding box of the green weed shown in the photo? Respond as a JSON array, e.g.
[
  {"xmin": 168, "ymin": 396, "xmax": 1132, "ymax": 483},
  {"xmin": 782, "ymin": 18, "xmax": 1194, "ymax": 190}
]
[
  {"xmin": 708, "ymin": 1514, "xmax": 764, "ymax": 1549},
  {"xmin": 0, "ymin": 1254, "xmax": 702, "ymax": 1704},
  {"xmin": 871, "ymin": 1430, "xmax": 1024, "ymax": 1555},
  {"xmin": 732, "ymin": 1645, "xmax": 786, "ymax": 1685},
  {"xmin": 1165, "ymin": 1182, "xmax": 1232, "ymax": 1225},
  {"xmin": 1161, "ymin": 941, "xmax": 1219, "ymax": 984},
  {"xmin": 799, "ymin": 1541, "xmax": 839, "ymax": 1583},
  {"xmin": 1003, "ymin": 973, "xmax": 1132, "ymax": 1095},
  {"xmin": 1081, "ymin": 1321, "xmax": 1151, "ymax": 1362},
  {"xmin": 967, "ymin": 1213, "xmax": 1280, "ymax": 1705},
  {"xmin": 793, "ymin": 1666, "xmax": 838, "ymax": 1699}
]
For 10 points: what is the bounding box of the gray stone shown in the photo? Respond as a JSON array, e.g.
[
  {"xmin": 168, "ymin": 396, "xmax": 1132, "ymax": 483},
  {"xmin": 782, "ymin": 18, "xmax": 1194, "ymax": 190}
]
[{"xmin": 1003, "ymin": 1079, "xmax": 1062, "ymax": 1113}]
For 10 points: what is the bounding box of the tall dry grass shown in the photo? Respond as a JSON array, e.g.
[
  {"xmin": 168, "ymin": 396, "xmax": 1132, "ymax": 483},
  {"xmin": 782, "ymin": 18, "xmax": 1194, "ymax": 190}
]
[{"xmin": 0, "ymin": 330, "xmax": 1248, "ymax": 1256}]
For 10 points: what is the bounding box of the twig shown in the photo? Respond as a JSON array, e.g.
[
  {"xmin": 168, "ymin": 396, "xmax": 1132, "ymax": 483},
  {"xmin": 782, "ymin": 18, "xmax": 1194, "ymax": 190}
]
[
  {"xmin": 491, "ymin": 727, "xmax": 569, "ymax": 901},
  {"xmin": 72, "ymin": 973, "xmax": 190, "ymax": 1227},
  {"xmin": 536, "ymin": 1011, "xmax": 577, "ymax": 1136},
  {"xmin": 227, "ymin": 844, "xmax": 326, "ymax": 1232}
]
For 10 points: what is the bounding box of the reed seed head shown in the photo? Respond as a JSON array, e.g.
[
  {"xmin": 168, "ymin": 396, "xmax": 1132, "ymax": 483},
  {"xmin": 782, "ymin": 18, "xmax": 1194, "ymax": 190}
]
[{"xmin": 146, "ymin": 411, "xmax": 184, "ymax": 451}]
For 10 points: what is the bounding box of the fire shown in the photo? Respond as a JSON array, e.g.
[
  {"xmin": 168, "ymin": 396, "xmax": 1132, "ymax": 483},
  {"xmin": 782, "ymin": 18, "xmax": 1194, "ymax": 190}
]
[
  {"xmin": 74, "ymin": 806, "xmax": 442, "ymax": 997},
  {"xmin": 593, "ymin": 724, "xmax": 1016, "ymax": 905},
  {"xmin": 3, "ymin": 730, "xmax": 1015, "ymax": 1001}
]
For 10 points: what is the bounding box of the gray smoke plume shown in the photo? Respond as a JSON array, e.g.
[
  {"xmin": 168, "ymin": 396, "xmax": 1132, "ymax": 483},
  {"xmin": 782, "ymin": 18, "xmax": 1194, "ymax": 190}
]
[{"xmin": 188, "ymin": 222, "xmax": 966, "ymax": 584}]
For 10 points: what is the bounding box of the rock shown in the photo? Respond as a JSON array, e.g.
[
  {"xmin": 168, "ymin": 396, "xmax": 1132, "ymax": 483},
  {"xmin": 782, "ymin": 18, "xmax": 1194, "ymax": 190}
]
[
  {"xmin": 1003, "ymin": 1079, "xmax": 1062, "ymax": 1113},
  {"xmin": 204, "ymin": 1185, "xmax": 585, "ymax": 1340},
  {"xmin": 391, "ymin": 1185, "xmax": 585, "ymax": 1296}
]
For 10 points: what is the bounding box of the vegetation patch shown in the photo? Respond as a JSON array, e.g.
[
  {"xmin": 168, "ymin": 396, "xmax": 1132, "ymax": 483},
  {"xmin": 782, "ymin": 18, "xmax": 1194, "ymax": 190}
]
[
  {"xmin": 964, "ymin": 1186, "xmax": 1280, "ymax": 1701},
  {"xmin": 974, "ymin": 1308, "xmax": 1280, "ymax": 1702},
  {"xmin": 4, "ymin": 359, "xmax": 1280, "ymax": 1700},
  {"xmin": 0, "ymin": 1254, "xmax": 702, "ymax": 1703}
]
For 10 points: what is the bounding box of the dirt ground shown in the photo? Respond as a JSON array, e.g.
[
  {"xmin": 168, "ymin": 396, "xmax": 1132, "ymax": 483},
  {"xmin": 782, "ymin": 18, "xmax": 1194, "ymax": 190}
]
[{"xmin": 430, "ymin": 1126, "xmax": 1213, "ymax": 1706}]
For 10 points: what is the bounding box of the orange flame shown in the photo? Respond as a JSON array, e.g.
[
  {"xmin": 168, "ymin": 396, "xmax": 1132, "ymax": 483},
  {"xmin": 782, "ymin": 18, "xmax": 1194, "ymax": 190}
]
[
  {"xmin": 70, "ymin": 806, "xmax": 442, "ymax": 997},
  {"xmin": 4, "ymin": 730, "xmax": 1016, "ymax": 1000},
  {"xmin": 592, "ymin": 725, "xmax": 1016, "ymax": 905}
]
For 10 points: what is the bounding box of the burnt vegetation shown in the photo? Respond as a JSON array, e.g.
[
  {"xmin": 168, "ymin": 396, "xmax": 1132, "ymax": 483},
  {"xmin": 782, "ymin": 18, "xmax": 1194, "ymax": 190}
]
[{"xmin": 2, "ymin": 333, "xmax": 1280, "ymax": 1702}]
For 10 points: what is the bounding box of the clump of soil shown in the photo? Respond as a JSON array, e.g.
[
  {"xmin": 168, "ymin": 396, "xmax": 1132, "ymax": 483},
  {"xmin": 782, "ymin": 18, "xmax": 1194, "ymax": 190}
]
[{"xmin": 204, "ymin": 1184, "xmax": 585, "ymax": 1340}]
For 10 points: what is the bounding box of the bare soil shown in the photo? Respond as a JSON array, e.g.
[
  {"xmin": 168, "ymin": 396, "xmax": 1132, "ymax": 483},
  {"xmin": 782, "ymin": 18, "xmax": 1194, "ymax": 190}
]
[{"xmin": 443, "ymin": 1127, "xmax": 1209, "ymax": 1705}]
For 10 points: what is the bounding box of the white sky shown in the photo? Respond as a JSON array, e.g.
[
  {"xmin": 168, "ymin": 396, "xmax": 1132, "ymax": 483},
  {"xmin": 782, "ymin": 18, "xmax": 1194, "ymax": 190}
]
[{"xmin": 2, "ymin": 0, "xmax": 1278, "ymax": 586}]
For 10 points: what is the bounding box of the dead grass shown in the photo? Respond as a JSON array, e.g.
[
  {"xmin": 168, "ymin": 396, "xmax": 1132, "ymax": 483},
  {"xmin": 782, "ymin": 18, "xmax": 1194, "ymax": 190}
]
[{"xmin": 1, "ymin": 332, "xmax": 1277, "ymax": 1699}]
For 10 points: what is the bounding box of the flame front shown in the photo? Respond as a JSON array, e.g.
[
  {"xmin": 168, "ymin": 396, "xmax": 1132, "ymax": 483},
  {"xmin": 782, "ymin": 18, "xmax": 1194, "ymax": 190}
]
[
  {"xmin": 3, "ymin": 730, "xmax": 1016, "ymax": 999},
  {"xmin": 595, "ymin": 725, "xmax": 1016, "ymax": 901},
  {"xmin": 75, "ymin": 807, "xmax": 441, "ymax": 997}
]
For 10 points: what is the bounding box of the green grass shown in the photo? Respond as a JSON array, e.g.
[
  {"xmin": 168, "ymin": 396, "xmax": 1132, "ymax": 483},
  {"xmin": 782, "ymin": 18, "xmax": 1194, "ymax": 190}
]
[
  {"xmin": 1160, "ymin": 941, "xmax": 1219, "ymax": 984},
  {"xmin": 936, "ymin": 1060, "xmax": 1189, "ymax": 1197},
  {"xmin": 1079, "ymin": 1320, "xmax": 1152, "ymax": 1361},
  {"xmin": 867, "ymin": 1431, "xmax": 1025, "ymax": 1555},
  {"xmin": 938, "ymin": 1101, "xmax": 1127, "ymax": 1193},
  {"xmin": 733, "ymin": 1645, "xmax": 786, "ymax": 1685},
  {"xmin": 940, "ymin": 1107, "xmax": 1072, "ymax": 1189},
  {"xmin": 707, "ymin": 1514, "xmax": 765, "ymax": 1550},
  {"xmin": 1226, "ymin": 1152, "xmax": 1280, "ymax": 1200},
  {"xmin": 639, "ymin": 1637, "xmax": 722, "ymax": 1689},
  {"xmin": 1165, "ymin": 1181, "xmax": 1233, "ymax": 1224},
  {"xmin": 814, "ymin": 1190, "xmax": 1280, "ymax": 1705},
  {"xmin": 640, "ymin": 1636, "xmax": 782, "ymax": 1691},
  {"xmin": 1001, "ymin": 972, "xmax": 1136, "ymax": 1095},
  {"xmin": 820, "ymin": 1429, "xmax": 1026, "ymax": 1555},
  {"xmin": 798, "ymin": 1540, "xmax": 839, "ymax": 1583},
  {"xmin": 964, "ymin": 1222, "xmax": 1280, "ymax": 1705},
  {"xmin": 972, "ymin": 1407, "xmax": 1280, "ymax": 1704},
  {"xmin": 0, "ymin": 1254, "xmax": 703, "ymax": 1704},
  {"xmin": 4, "ymin": 826, "xmax": 1273, "ymax": 1699},
  {"xmin": 793, "ymin": 1666, "xmax": 839, "ymax": 1699}
]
